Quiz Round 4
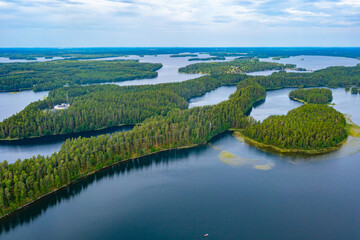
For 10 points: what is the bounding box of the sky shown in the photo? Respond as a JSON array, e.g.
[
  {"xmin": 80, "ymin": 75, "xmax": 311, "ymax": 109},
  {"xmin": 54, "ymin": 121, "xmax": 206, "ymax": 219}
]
[{"xmin": 0, "ymin": 0, "xmax": 359, "ymax": 47}]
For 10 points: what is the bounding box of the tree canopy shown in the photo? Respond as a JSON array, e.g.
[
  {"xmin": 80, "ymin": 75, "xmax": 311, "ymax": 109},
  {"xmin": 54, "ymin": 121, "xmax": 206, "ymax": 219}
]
[{"xmin": 289, "ymin": 88, "xmax": 333, "ymax": 104}]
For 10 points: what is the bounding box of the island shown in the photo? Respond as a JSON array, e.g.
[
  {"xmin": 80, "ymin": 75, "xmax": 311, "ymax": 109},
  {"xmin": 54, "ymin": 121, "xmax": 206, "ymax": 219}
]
[
  {"xmin": 351, "ymin": 87, "xmax": 359, "ymax": 94},
  {"xmin": 0, "ymin": 60, "xmax": 162, "ymax": 92},
  {"xmin": 238, "ymin": 104, "xmax": 348, "ymax": 154},
  {"xmin": 188, "ymin": 57, "xmax": 226, "ymax": 61},
  {"xmin": 289, "ymin": 88, "xmax": 333, "ymax": 104},
  {"xmin": 170, "ymin": 54, "xmax": 198, "ymax": 57},
  {"xmin": 179, "ymin": 57, "xmax": 302, "ymax": 74}
]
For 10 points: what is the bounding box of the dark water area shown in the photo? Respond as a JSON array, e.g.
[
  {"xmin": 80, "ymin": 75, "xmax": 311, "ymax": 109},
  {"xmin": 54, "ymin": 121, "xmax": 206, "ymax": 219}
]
[
  {"xmin": 1, "ymin": 87, "xmax": 359, "ymax": 240},
  {"xmin": 0, "ymin": 125, "xmax": 133, "ymax": 163}
]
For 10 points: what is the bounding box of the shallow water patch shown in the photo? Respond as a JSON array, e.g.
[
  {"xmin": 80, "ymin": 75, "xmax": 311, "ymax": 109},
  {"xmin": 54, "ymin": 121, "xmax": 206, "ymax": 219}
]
[{"xmin": 218, "ymin": 150, "xmax": 274, "ymax": 170}]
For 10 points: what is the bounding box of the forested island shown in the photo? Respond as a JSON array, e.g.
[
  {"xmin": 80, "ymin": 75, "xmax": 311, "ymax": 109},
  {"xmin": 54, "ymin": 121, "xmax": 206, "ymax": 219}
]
[
  {"xmin": 0, "ymin": 60, "xmax": 162, "ymax": 92},
  {"xmin": 170, "ymin": 54, "xmax": 198, "ymax": 58},
  {"xmin": 188, "ymin": 57, "xmax": 225, "ymax": 61},
  {"xmin": 179, "ymin": 57, "xmax": 303, "ymax": 74},
  {"xmin": 289, "ymin": 88, "xmax": 333, "ymax": 104},
  {"xmin": 240, "ymin": 104, "xmax": 348, "ymax": 153}
]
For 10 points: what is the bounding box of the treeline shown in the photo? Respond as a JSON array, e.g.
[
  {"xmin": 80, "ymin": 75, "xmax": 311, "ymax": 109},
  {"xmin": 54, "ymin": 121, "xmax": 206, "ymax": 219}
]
[
  {"xmin": 188, "ymin": 57, "xmax": 225, "ymax": 61},
  {"xmin": 0, "ymin": 60, "xmax": 162, "ymax": 92},
  {"xmin": 252, "ymin": 65, "xmax": 360, "ymax": 89},
  {"xmin": 351, "ymin": 87, "xmax": 359, "ymax": 94},
  {"xmin": 0, "ymin": 74, "xmax": 248, "ymax": 140},
  {"xmin": 0, "ymin": 79, "xmax": 265, "ymax": 217},
  {"xmin": 243, "ymin": 104, "xmax": 347, "ymax": 150},
  {"xmin": 170, "ymin": 54, "xmax": 198, "ymax": 58},
  {"xmin": 178, "ymin": 57, "xmax": 300, "ymax": 74},
  {"xmin": 289, "ymin": 88, "xmax": 333, "ymax": 104}
]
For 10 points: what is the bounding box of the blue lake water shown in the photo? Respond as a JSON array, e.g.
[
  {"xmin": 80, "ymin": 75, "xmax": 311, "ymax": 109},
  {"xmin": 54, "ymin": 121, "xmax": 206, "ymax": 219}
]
[
  {"xmin": 0, "ymin": 57, "xmax": 64, "ymax": 63},
  {"xmin": 260, "ymin": 55, "xmax": 360, "ymax": 71}
]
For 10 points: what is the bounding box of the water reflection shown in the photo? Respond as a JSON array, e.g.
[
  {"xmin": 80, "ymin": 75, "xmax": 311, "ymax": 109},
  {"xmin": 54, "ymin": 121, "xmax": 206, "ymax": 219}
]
[
  {"xmin": 0, "ymin": 145, "xmax": 207, "ymax": 234},
  {"xmin": 0, "ymin": 125, "xmax": 133, "ymax": 163}
]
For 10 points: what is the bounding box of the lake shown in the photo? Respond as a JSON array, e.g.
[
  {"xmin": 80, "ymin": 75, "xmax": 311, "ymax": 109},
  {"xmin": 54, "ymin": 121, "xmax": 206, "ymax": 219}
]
[
  {"xmin": 0, "ymin": 87, "xmax": 359, "ymax": 240},
  {"xmin": 0, "ymin": 57, "xmax": 65, "ymax": 63},
  {"xmin": 259, "ymin": 55, "xmax": 360, "ymax": 71}
]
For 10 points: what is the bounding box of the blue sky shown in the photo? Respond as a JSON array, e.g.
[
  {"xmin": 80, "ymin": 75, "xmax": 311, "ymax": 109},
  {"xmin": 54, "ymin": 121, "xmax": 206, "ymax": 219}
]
[{"xmin": 0, "ymin": 0, "xmax": 359, "ymax": 47}]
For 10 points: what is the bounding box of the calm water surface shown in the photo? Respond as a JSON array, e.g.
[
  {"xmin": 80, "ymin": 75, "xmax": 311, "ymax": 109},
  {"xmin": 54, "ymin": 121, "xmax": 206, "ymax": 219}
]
[
  {"xmin": 0, "ymin": 57, "xmax": 64, "ymax": 63},
  {"xmin": 1, "ymin": 87, "xmax": 359, "ymax": 240},
  {"xmin": 260, "ymin": 55, "xmax": 360, "ymax": 71},
  {"xmin": 0, "ymin": 91, "xmax": 49, "ymax": 122},
  {"xmin": 189, "ymin": 86, "xmax": 237, "ymax": 108}
]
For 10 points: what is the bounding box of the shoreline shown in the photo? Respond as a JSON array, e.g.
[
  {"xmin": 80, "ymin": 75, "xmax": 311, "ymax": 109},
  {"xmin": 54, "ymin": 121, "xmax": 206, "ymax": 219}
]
[
  {"xmin": 232, "ymin": 131, "xmax": 347, "ymax": 155},
  {"xmin": 0, "ymin": 124, "xmax": 136, "ymax": 143}
]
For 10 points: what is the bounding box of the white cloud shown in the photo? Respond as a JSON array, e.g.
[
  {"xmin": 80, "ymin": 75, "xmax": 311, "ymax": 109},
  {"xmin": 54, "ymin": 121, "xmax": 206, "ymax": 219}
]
[{"xmin": 0, "ymin": 0, "xmax": 359, "ymax": 46}]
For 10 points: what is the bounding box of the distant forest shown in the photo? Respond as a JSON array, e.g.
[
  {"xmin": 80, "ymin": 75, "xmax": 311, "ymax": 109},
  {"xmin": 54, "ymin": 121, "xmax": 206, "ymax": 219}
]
[
  {"xmin": 0, "ymin": 60, "xmax": 162, "ymax": 92},
  {"xmin": 1, "ymin": 47, "xmax": 360, "ymax": 59}
]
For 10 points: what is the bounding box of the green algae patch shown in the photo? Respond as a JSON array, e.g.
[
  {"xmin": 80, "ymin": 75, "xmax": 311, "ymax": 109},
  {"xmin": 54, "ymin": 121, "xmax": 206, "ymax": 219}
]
[
  {"xmin": 254, "ymin": 162, "xmax": 275, "ymax": 171},
  {"xmin": 218, "ymin": 150, "xmax": 274, "ymax": 170}
]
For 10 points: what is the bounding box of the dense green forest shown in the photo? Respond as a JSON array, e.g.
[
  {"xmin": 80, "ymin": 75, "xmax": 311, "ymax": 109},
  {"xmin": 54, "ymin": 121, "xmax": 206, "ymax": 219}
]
[
  {"xmin": 170, "ymin": 54, "xmax": 198, "ymax": 57},
  {"xmin": 243, "ymin": 104, "xmax": 347, "ymax": 151},
  {"xmin": 0, "ymin": 78, "xmax": 265, "ymax": 217},
  {"xmin": 252, "ymin": 65, "xmax": 360, "ymax": 89},
  {"xmin": 0, "ymin": 60, "xmax": 162, "ymax": 92},
  {"xmin": 178, "ymin": 57, "xmax": 301, "ymax": 74},
  {"xmin": 2, "ymin": 48, "xmax": 360, "ymax": 60},
  {"xmin": 2, "ymin": 63, "xmax": 360, "ymax": 140},
  {"xmin": 0, "ymin": 74, "xmax": 248, "ymax": 140},
  {"xmin": 351, "ymin": 87, "xmax": 359, "ymax": 94},
  {"xmin": 188, "ymin": 57, "xmax": 225, "ymax": 61},
  {"xmin": 289, "ymin": 88, "xmax": 333, "ymax": 104}
]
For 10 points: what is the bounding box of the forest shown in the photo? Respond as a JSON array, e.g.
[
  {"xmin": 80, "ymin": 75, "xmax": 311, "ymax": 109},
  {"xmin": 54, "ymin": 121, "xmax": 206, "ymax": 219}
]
[
  {"xmin": 0, "ymin": 60, "xmax": 162, "ymax": 92},
  {"xmin": 243, "ymin": 104, "xmax": 347, "ymax": 151},
  {"xmin": 252, "ymin": 65, "xmax": 360, "ymax": 89},
  {"xmin": 289, "ymin": 88, "xmax": 333, "ymax": 104},
  {"xmin": 188, "ymin": 57, "xmax": 225, "ymax": 61},
  {"xmin": 170, "ymin": 54, "xmax": 198, "ymax": 57},
  {"xmin": 178, "ymin": 57, "xmax": 301, "ymax": 74},
  {"xmin": 2, "ymin": 63, "xmax": 360, "ymax": 140},
  {"xmin": 351, "ymin": 87, "xmax": 359, "ymax": 94},
  {"xmin": 2, "ymin": 48, "xmax": 360, "ymax": 60},
  {"xmin": 0, "ymin": 74, "xmax": 248, "ymax": 140},
  {"xmin": 0, "ymin": 78, "xmax": 265, "ymax": 217}
]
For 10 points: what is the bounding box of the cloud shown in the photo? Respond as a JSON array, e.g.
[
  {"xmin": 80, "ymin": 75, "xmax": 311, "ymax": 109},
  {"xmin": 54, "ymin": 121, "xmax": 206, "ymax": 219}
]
[{"xmin": 0, "ymin": 0, "xmax": 359, "ymax": 46}]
